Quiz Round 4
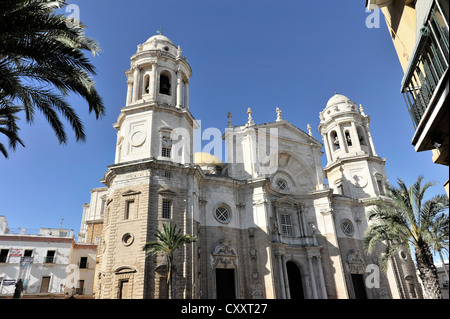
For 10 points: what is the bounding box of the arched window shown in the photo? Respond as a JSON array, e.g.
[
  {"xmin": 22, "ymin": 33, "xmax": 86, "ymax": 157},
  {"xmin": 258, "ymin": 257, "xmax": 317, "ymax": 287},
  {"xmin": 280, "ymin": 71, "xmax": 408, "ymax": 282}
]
[
  {"xmin": 345, "ymin": 130, "xmax": 352, "ymax": 147},
  {"xmin": 375, "ymin": 175, "xmax": 385, "ymax": 195},
  {"xmin": 143, "ymin": 74, "xmax": 150, "ymax": 94},
  {"xmin": 331, "ymin": 131, "xmax": 340, "ymax": 150},
  {"xmin": 159, "ymin": 71, "xmax": 171, "ymax": 95}
]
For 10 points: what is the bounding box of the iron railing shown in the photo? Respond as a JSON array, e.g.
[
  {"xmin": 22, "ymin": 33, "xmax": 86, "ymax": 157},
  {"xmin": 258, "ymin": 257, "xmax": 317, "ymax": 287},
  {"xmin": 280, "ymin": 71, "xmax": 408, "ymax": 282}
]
[{"xmin": 401, "ymin": 0, "xmax": 449, "ymax": 129}]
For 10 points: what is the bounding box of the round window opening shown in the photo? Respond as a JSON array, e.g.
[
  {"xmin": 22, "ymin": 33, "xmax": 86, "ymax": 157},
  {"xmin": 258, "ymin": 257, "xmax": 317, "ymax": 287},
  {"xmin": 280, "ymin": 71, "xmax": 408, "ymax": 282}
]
[
  {"xmin": 215, "ymin": 205, "xmax": 231, "ymax": 223},
  {"xmin": 341, "ymin": 220, "xmax": 354, "ymax": 236},
  {"xmin": 122, "ymin": 233, "xmax": 134, "ymax": 247},
  {"xmin": 276, "ymin": 179, "xmax": 287, "ymax": 191}
]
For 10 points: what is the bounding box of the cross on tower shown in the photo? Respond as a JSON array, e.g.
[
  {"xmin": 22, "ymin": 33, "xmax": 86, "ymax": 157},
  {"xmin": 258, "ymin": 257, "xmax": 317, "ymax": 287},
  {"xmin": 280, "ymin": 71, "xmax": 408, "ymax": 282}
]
[{"xmin": 156, "ymin": 26, "xmax": 164, "ymax": 35}]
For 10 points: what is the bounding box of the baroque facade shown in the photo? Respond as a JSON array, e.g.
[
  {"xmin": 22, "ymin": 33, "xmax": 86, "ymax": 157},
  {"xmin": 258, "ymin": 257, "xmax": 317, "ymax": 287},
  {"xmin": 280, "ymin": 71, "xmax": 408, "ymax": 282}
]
[{"xmin": 78, "ymin": 34, "xmax": 422, "ymax": 299}]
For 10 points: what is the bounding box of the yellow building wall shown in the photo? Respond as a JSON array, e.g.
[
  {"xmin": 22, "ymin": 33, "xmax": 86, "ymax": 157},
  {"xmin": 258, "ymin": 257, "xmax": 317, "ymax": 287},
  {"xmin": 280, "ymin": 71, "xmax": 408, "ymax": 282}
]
[{"xmin": 381, "ymin": 2, "xmax": 417, "ymax": 72}]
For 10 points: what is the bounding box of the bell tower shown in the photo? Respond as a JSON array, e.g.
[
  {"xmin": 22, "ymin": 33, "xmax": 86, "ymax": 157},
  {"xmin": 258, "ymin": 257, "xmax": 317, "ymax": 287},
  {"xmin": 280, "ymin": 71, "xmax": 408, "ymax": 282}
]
[
  {"xmin": 318, "ymin": 94, "xmax": 388, "ymax": 199},
  {"xmin": 114, "ymin": 34, "xmax": 195, "ymax": 165},
  {"xmin": 97, "ymin": 35, "xmax": 197, "ymax": 299}
]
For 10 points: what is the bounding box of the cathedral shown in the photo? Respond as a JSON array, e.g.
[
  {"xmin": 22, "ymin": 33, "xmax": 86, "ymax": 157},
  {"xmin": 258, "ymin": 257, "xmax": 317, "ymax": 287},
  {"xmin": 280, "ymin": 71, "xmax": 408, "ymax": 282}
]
[{"xmin": 78, "ymin": 34, "xmax": 423, "ymax": 299}]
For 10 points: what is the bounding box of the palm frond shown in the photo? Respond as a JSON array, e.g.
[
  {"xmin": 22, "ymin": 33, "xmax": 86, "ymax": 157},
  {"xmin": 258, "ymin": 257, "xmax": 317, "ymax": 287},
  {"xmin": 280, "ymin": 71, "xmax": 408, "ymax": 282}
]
[{"xmin": 0, "ymin": 0, "xmax": 104, "ymax": 157}]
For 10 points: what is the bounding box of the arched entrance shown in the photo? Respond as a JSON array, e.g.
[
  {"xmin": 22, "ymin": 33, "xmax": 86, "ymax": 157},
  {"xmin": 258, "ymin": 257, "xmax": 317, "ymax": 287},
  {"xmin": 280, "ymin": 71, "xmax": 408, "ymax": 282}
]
[{"xmin": 286, "ymin": 261, "xmax": 305, "ymax": 299}]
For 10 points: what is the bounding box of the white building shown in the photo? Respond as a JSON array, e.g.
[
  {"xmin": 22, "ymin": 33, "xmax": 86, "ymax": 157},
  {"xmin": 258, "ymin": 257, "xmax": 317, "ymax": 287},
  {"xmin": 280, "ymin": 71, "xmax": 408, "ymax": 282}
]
[{"xmin": 0, "ymin": 216, "xmax": 96, "ymax": 298}]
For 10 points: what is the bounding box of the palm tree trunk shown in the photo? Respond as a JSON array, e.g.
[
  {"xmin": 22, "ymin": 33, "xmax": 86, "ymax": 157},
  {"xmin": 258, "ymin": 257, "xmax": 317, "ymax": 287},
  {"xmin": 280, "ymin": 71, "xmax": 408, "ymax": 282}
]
[
  {"xmin": 415, "ymin": 243, "xmax": 443, "ymax": 299},
  {"xmin": 168, "ymin": 254, "xmax": 174, "ymax": 299}
]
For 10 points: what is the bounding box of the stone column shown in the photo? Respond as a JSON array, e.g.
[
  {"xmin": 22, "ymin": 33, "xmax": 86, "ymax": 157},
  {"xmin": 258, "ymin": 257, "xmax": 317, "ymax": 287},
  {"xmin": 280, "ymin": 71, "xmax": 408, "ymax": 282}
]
[
  {"xmin": 335, "ymin": 124, "xmax": 348, "ymax": 153},
  {"xmin": 366, "ymin": 124, "xmax": 378, "ymax": 156},
  {"xmin": 296, "ymin": 207, "xmax": 304, "ymax": 237},
  {"xmin": 316, "ymin": 256, "xmax": 327, "ymax": 299},
  {"xmin": 132, "ymin": 65, "xmax": 140, "ymax": 103},
  {"xmin": 307, "ymin": 255, "xmax": 318, "ymax": 299},
  {"xmin": 151, "ymin": 62, "xmax": 158, "ymax": 101},
  {"xmin": 184, "ymin": 81, "xmax": 190, "ymax": 110},
  {"xmin": 281, "ymin": 255, "xmax": 291, "ymax": 299},
  {"xmin": 300, "ymin": 209, "xmax": 308, "ymax": 238},
  {"xmin": 126, "ymin": 79, "xmax": 133, "ymax": 105},
  {"xmin": 176, "ymin": 69, "xmax": 183, "ymax": 108},
  {"xmin": 275, "ymin": 253, "xmax": 286, "ymax": 299},
  {"xmin": 350, "ymin": 121, "xmax": 362, "ymax": 151},
  {"xmin": 322, "ymin": 135, "xmax": 333, "ymax": 163}
]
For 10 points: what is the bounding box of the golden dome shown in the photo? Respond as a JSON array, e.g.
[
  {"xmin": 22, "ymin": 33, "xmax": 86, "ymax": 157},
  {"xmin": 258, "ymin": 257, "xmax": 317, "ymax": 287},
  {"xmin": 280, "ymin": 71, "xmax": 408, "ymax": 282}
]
[{"xmin": 194, "ymin": 152, "xmax": 223, "ymax": 165}]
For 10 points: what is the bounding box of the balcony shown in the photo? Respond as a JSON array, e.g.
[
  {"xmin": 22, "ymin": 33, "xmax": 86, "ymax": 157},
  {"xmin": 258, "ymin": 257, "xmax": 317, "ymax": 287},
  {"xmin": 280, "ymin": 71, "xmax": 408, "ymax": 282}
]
[{"xmin": 401, "ymin": 1, "xmax": 449, "ymax": 165}]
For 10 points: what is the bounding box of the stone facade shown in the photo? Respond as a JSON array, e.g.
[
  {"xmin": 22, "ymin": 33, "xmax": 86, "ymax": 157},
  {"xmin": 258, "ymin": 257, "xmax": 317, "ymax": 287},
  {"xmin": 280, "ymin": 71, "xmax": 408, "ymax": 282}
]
[{"xmin": 78, "ymin": 34, "xmax": 422, "ymax": 299}]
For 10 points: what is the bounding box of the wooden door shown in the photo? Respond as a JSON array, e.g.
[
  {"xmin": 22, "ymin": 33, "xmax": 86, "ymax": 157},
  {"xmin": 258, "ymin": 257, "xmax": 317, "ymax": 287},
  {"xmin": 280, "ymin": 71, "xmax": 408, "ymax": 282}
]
[{"xmin": 40, "ymin": 276, "xmax": 50, "ymax": 293}]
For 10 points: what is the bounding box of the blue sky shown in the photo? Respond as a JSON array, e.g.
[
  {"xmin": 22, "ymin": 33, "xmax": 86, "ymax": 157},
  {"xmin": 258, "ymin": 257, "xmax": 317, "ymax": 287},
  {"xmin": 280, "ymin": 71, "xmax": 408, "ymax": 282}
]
[{"xmin": 0, "ymin": 0, "xmax": 448, "ymax": 236}]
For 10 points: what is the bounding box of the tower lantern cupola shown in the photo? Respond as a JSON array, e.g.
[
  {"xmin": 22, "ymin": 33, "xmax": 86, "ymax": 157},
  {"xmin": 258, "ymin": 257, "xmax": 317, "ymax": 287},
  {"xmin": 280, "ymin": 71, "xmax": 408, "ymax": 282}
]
[
  {"xmin": 318, "ymin": 94, "xmax": 377, "ymax": 165},
  {"xmin": 113, "ymin": 34, "xmax": 196, "ymax": 165},
  {"xmin": 318, "ymin": 93, "xmax": 388, "ymax": 199},
  {"xmin": 125, "ymin": 34, "xmax": 192, "ymax": 109}
]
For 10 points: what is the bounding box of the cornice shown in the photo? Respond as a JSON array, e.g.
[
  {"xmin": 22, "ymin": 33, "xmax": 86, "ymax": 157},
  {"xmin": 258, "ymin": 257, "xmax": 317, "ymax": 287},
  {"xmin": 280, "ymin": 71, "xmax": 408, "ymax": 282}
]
[
  {"xmin": 101, "ymin": 158, "xmax": 201, "ymax": 187},
  {"xmin": 324, "ymin": 154, "xmax": 386, "ymax": 173},
  {"xmin": 114, "ymin": 101, "xmax": 197, "ymax": 130}
]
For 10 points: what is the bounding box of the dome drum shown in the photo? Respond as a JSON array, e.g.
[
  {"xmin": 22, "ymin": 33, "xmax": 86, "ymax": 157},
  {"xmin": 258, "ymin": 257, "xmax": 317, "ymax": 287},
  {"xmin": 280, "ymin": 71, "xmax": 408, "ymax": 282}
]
[{"xmin": 319, "ymin": 94, "xmax": 362, "ymax": 123}]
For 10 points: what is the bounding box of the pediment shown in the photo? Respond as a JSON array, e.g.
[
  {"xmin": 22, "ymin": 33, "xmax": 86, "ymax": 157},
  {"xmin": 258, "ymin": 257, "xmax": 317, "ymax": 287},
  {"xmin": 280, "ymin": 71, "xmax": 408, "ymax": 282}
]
[
  {"xmin": 272, "ymin": 195, "xmax": 300, "ymax": 207},
  {"xmin": 114, "ymin": 266, "xmax": 137, "ymax": 274},
  {"xmin": 158, "ymin": 189, "xmax": 177, "ymax": 197},
  {"xmin": 122, "ymin": 189, "xmax": 141, "ymax": 197},
  {"xmin": 257, "ymin": 120, "xmax": 322, "ymax": 147}
]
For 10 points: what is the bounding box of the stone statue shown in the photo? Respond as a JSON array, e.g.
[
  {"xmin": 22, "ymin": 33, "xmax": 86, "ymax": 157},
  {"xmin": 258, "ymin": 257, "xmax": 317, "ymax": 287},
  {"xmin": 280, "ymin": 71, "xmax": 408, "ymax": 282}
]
[{"xmin": 276, "ymin": 107, "xmax": 282, "ymax": 121}]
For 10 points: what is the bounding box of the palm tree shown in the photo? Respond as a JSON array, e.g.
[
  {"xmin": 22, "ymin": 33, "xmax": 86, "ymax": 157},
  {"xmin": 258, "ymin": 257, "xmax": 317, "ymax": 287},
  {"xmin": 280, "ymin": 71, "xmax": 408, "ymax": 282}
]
[
  {"xmin": 0, "ymin": 0, "xmax": 105, "ymax": 157},
  {"xmin": 0, "ymin": 104, "xmax": 24, "ymax": 158},
  {"xmin": 364, "ymin": 176, "xmax": 449, "ymax": 299},
  {"xmin": 143, "ymin": 222, "xmax": 197, "ymax": 299}
]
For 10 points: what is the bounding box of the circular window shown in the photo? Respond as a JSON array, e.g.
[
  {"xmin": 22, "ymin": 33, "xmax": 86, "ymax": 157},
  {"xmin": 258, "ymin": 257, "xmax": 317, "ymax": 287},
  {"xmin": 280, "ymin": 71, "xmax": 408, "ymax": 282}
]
[
  {"xmin": 276, "ymin": 179, "xmax": 287, "ymax": 191},
  {"xmin": 215, "ymin": 205, "xmax": 231, "ymax": 223},
  {"xmin": 400, "ymin": 250, "xmax": 408, "ymax": 260},
  {"xmin": 341, "ymin": 220, "xmax": 354, "ymax": 236},
  {"xmin": 164, "ymin": 46, "xmax": 169, "ymax": 51},
  {"xmin": 122, "ymin": 233, "xmax": 134, "ymax": 246}
]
